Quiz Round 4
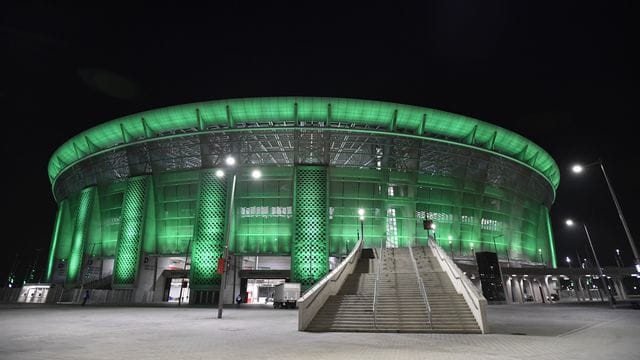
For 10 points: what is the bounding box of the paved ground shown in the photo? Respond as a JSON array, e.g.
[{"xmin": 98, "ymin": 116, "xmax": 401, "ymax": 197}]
[{"xmin": 0, "ymin": 302, "xmax": 638, "ymax": 360}]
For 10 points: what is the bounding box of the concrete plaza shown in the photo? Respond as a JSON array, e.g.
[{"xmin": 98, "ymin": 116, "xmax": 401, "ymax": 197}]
[{"xmin": 0, "ymin": 302, "xmax": 638, "ymax": 360}]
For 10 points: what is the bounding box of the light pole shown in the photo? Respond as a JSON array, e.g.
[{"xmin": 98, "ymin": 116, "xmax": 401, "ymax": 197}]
[
  {"xmin": 615, "ymin": 249, "xmax": 624, "ymax": 268},
  {"xmin": 566, "ymin": 218, "xmax": 615, "ymax": 308},
  {"xmin": 538, "ymin": 248, "xmax": 545, "ymax": 267},
  {"xmin": 217, "ymin": 155, "xmax": 262, "ymax": 319},
  {"xmin": 178, "ymin": 237, "xmax": 193, "ymax": 306},
  {"xmin": 572, "ymin": 161, "xmax": 640, "ymax": 273},
  {"xmin": 490, "ymin": 234, "xmax": 506, "ymax": 296},
  {"xmin": 358, "ymin": 208, "xmax": 365, "ymax": 245}
]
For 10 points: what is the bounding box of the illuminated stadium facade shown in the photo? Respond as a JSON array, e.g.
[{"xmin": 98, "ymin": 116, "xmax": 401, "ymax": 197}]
[{"xmin": 45, "ymin": 97, "xmax": 559, "ymax": 304}]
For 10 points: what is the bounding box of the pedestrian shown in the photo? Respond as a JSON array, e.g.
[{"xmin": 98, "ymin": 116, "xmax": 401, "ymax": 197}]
[
  {"xmin": 235, "ymin": 294, "xmax": 242, "ymax": 306},
  {"xmin": 81, "ymin": 290, "xmax": 90, "ymax": 306}
]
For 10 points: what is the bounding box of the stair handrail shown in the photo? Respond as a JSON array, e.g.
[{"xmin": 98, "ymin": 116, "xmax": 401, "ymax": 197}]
[
  {"xmin": 373, "ymin": 241, "xmax": 384, "ymax": 329},
  {"xmin": 297, "ymin": 239, "xmax": 363, "ymax": 331},
  {"xmin": 408, "ymin": 245, "xmax": 432, "ymax": 329},
  {"xmin": 428, "ymin": 237, "xmax": 488, "ymax": 334}
]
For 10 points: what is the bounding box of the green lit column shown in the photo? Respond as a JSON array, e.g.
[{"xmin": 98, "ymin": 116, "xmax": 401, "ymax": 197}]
[
  {"xmin": 291, "ymin": 166, "xmax": 329, "ymax": 289},
  {"xmin": 113, "ymin": 176, "xmax": 149, "ymax": 288},
  {"xmin": 190, "ymin": 169, "xmax": 228, "ymax": 291},
  {"xmin": 543, "ymin": 207, "xmax": 557, "ymax": 268},
  {"xmin": 45, "ymin": 199, "xmax": 66, "ymax": 282},
  {"xmin": 66, "ymin": 187, "xmax": 96, "ymax": 285}
]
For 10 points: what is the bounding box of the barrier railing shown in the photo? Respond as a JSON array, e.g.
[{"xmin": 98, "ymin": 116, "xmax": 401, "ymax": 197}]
[
  {"xmin": 408, "ymin": 245, "xmax": 432, "ymax": 329},
  {"xmin": 373, "ymin": 241, "xmax": 385, "ymax": 329},
  {"xmin": 297, "ymin": 239, "xmax": 363, "ymax": 331},
  {"xmin": 428, "ymin": 238, "xmax": 488, "ymax": 334}
]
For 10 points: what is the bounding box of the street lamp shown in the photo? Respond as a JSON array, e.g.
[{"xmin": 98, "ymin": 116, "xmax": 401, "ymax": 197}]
[
  {"xmin": 538, "ymin": 248, "xmax": 544, "ymax": 266},
  {"xmin": 566, "ymin": 218, "xmax": 615, "ymax": 308},
  {"xmin": 217, "ymin": 157, "xmax": 262, "ymax": 319},
  {"xmin": 357, "ymin": 208, "xmax": 365, "ymax": 246},
  {"xmin": 571, "ymin": 161, "xmax": 640, "ymax": 273},
  {"xmin": 615, "ymin": 249, "xmax": 624, "ymax": 268}
]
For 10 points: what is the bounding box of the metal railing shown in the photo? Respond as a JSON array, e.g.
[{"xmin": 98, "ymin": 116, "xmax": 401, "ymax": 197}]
[
  {"xmin": 297, "ymin": 239, "xmax": 363, "ymax": 330},
  {"xmin": 408, "ymin": 245, "xmax": 432, "ymax": 328},
  {"xmin": 372, "ymin": 243, "xmax": 384, "ymax": 329},
  {"xmin": 429, "ymin": 239, "xmax": 478, "ymax": 310},
  {"xmin": 428, "ymin": 237, "xmax": 488, "ymax": 333}
]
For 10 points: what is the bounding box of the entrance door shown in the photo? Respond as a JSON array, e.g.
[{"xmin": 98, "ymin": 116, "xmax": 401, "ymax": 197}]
[
  {"xmin": 244, "ymin": 279, "xmax": 285, "ymax": 304},
  {"xmin": 166, "ymin": 278, "xmax": 190, "ymax": 303}
]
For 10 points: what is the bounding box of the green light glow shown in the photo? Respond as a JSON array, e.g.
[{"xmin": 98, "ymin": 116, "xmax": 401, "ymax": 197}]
[
  {"xmin": 45, "ymin": 200, "xmax": 65, "ymax": 282},
  {"xmin": 50, "ymin": 163, "xmax": 557, "ymax": 290},
  {"xmin": 291, "ymin": 167, "xmax": 329, "ymax": 288},
  {"xmin": 545, "ymin": 207, "xmax": 558, "ymax": 268},
  {"xmin": 66, "ymin": 187, "xmax": 95, "ymax": 284},
  {"xmin": 113, "ymin": 177, "xmax": 148, "ymax": 287},
  {"xmin": 48, "ymin": 97, "xmax": 560, "ymax": 190},
  {"xmin": 190, "ymin": 169, "xmax": 227, "ymax": 289}
]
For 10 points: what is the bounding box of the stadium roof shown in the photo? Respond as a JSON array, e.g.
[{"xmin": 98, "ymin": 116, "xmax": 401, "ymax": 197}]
[{"xmin": 48, "ymin": 97, "xmax": 560, "ymax": 189}]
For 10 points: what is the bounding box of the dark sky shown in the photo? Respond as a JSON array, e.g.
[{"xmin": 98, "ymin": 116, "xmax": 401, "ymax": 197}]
[{"xmin": 1, "ymin": 2, "xmax": 638, "ymax": 282}]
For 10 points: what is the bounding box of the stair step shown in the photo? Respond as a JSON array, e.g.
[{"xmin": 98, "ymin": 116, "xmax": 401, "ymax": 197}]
[{"xmin": 308, "ymin": 245, "xmax": 481, "ymax": 334}]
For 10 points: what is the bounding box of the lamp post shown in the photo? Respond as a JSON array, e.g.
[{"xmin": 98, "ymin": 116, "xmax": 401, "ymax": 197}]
[
  {"xmin": 358, "ymin": 208, "xmax": 365, "ymax": 245},
  {"xmin": 538, "ymin": 248, "xmax": 545, "ymax": 267},
  {"xmin": 566, "ymin": 218, "xmax": 615, "ymax": 308},
  {"xmin": 217, "ymin": 155, "xmax": 262, "ymax": 319},
  {"xmin": 572, "ymin": 161, "xmax": 640, "ymax": 273},
  {"xmin": 490, "ymin": 234, "xmax": 506, "ymax": 296},
  {"xmin": 178, "ymin": 237, "xmax": 193, "ymax": 306},
  {"xmin": 615, "ymin": 249, "xmax": 624, "ymax": 268}
]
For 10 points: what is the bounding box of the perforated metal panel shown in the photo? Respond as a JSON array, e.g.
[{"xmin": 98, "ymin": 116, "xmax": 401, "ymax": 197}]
[
  {"xmin": 66, "ymin": 187, "xmax": 96, "ymax": 284},
  {"xmin": 113, "ymin": 176, "xmax": 148, "ymax": 287},
  {"xmin": 190, "ymin": 169, "xmax": 227, "ymax": 289},
  {"xmin": 291, "ymin": 166, "xmax": 329, "ymax": 288}
]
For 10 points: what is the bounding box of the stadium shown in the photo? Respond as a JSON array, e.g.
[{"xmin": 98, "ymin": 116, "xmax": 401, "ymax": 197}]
[{"xmin": 44, "ymin": 97, "xmax": 559, "ymax": 305}]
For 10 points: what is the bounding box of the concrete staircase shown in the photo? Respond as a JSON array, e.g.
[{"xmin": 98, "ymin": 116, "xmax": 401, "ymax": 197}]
[
  {"xmin": 412, "ymin": 246, "xmax": 481, "ymax": 333},
  {"xmin": 305, "ymin": 246, "xmax": 481, "ymax": 333}
]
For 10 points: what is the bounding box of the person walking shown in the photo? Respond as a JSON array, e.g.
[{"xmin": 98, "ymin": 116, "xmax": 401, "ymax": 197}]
[{"xmin": 81, "ymin": 290, "xmax": 90, "ymax": 306}]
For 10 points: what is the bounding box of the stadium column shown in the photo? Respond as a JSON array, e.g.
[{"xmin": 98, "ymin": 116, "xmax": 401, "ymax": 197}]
[
  {"xmin": 112, "ymin": 176, "xmax": 150, "ymax": 288},
  {"xmin": 543, "ymin": 207, "xmax": 557, "ymax": 268},
  {"xmin": 291, "ymin": 166, "xmax": 329, "ymax": 290},
  {"xmin": 45, "ymin": 199, "xmax": 66, "ymax": 283},
  {"xmin": 189, "ymin": 169, "xmax": 228, "ymax": 302},
  {"xmin": 65, "ymin": 187, "xmax": 96, "ymax": 285}
]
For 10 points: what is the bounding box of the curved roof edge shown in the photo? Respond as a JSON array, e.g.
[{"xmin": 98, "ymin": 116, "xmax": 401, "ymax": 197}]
[{"xmin": 48, "ymin": 97, "xmax": 560, "ymax": 189}]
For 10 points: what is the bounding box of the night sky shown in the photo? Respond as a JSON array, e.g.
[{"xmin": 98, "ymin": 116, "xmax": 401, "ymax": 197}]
[{"xmin": 2, "ymin": 2, "xmax": 638, "ymax": 283}]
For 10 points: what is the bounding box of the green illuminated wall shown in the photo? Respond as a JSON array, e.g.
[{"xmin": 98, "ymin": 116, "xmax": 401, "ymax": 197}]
[
  {"xmin": 326, "ymin": 167, "xmax": 553, "ymax": 266},
  {"xmin": 190, "ymin": 169, "xmax": 227, "ymax": 289},
  {"xmin": 66, "ymin": 187, "xmax": 96, "ymax": 284},
  {"xmin": 112, "ymin": 177, "xmax": 149, "ymax": 288},
  {"xmin": 291, "ymin": 167, "xmax": 329, "ymax": 288},
  {"xmin": 96, "ymin": 182, "xmax": 126, "ymax": 257},
  {"xmin": 153, "ymin": 172, "xmax": 198, "ymax": 254},
  {"xmin": 234, "ymin": 167, "xmax": 293, "ymax": 254}
]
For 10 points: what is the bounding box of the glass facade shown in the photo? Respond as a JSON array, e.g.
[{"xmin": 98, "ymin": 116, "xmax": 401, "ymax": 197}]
[{"xmin": 46, "ymin": 98, "xmax": 559, "ymax": 289}]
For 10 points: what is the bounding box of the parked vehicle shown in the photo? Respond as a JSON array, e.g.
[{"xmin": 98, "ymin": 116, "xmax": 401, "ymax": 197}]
[{"xmin": 273, "ymin": 283, "xmax": 300, "ymax": 309}]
